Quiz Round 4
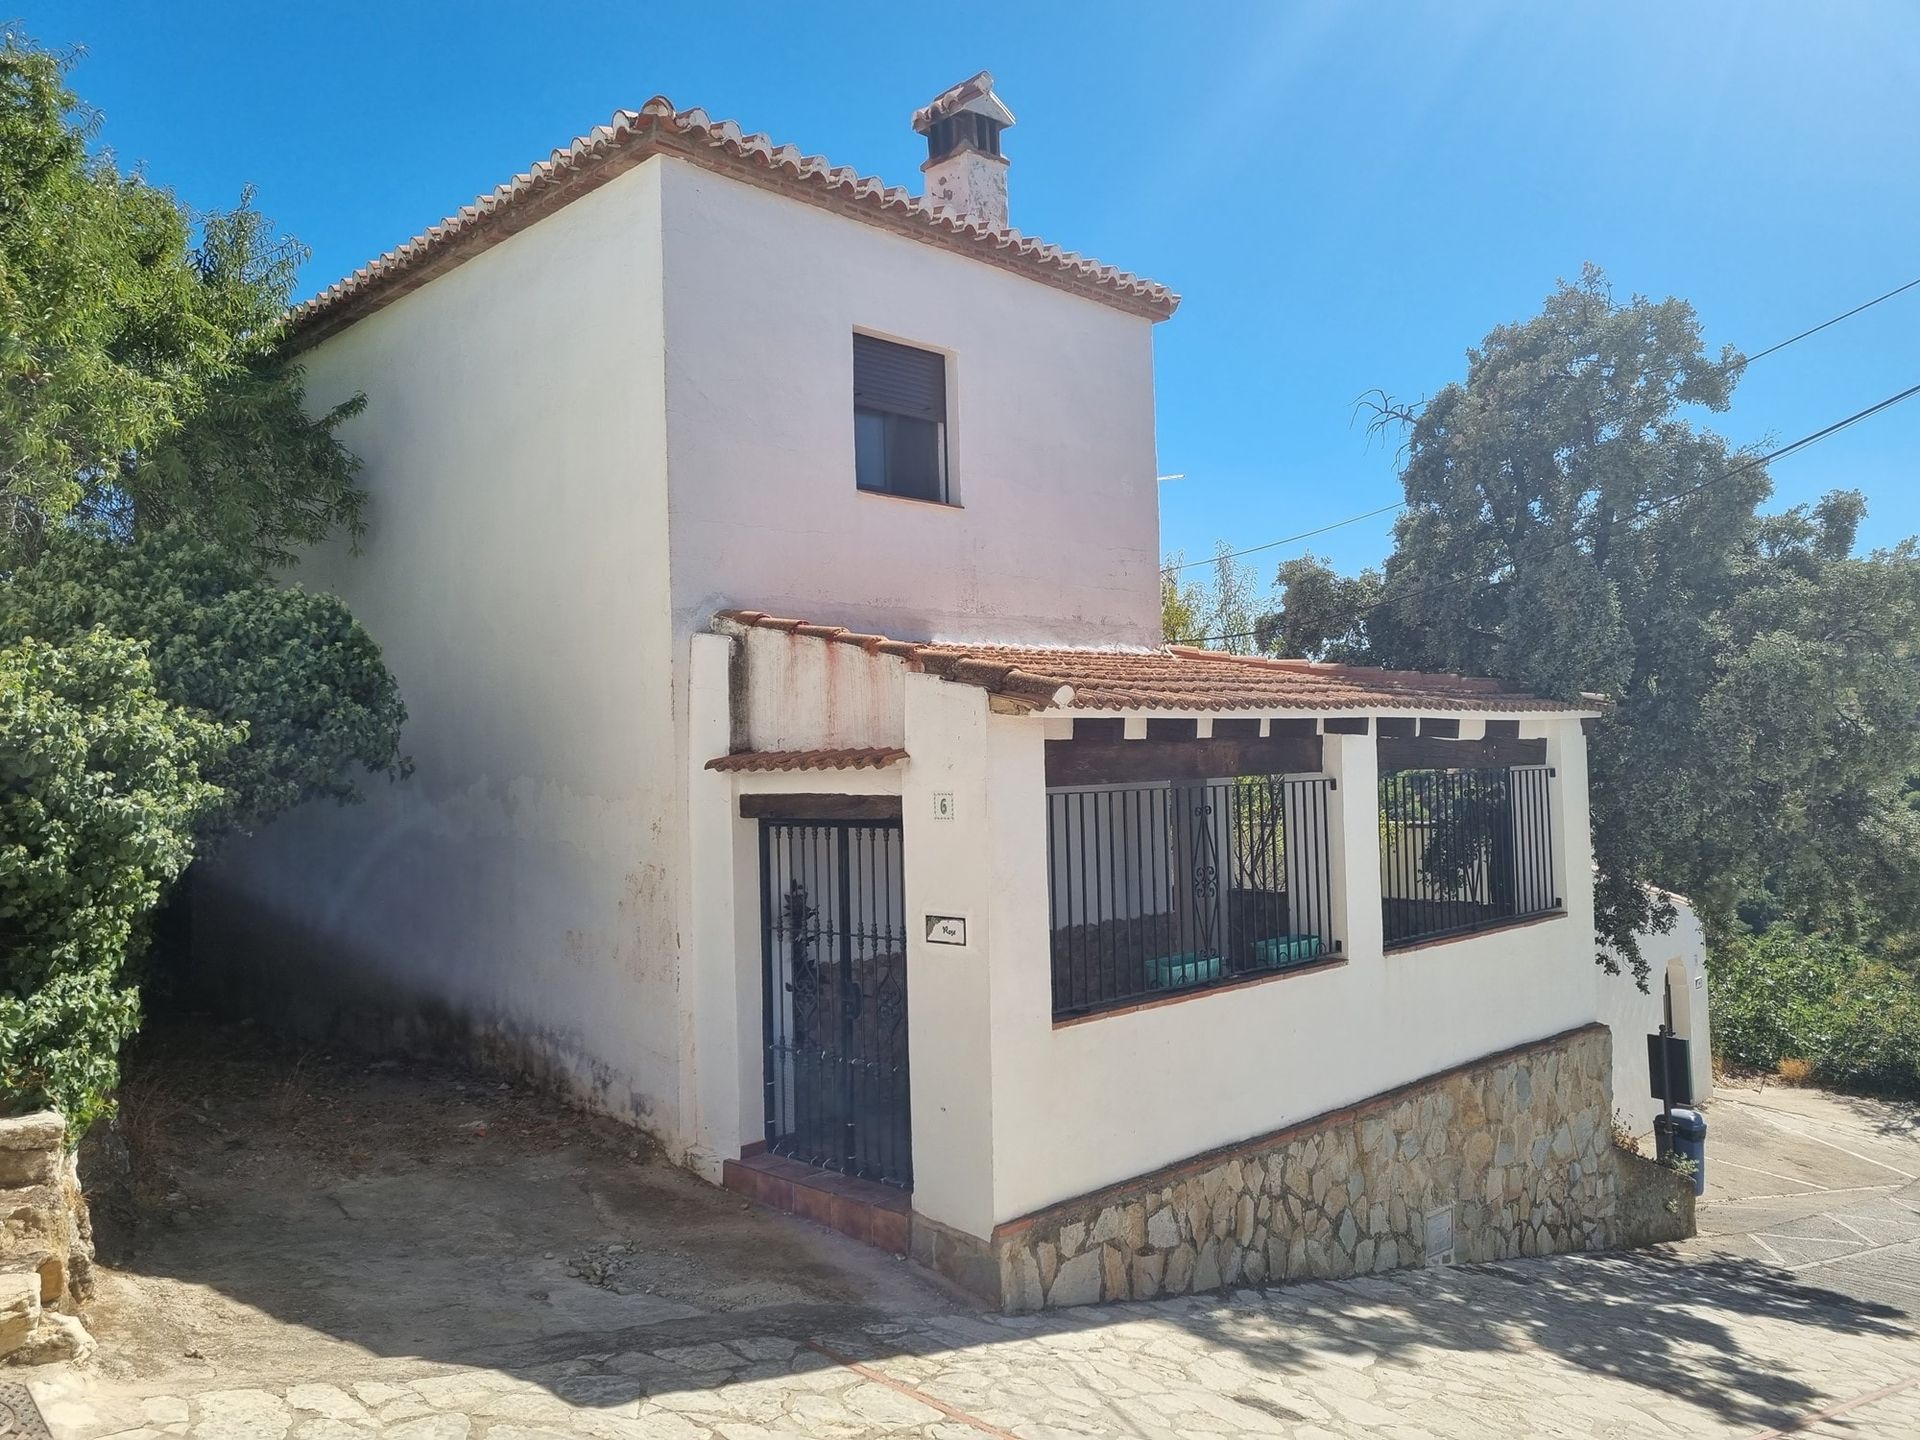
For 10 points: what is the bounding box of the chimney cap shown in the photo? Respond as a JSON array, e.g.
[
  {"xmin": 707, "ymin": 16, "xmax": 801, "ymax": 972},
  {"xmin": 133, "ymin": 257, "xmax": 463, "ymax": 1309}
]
[{"xmin": 912, "ymin": 72, "xmax": 1016, "ymax": 135}]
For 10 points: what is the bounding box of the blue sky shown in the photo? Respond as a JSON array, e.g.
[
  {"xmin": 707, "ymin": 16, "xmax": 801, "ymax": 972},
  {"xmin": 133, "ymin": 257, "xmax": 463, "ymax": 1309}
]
[{"xmin": 40, "ymin": 2, "xmax": 1920, "ymax": 582}]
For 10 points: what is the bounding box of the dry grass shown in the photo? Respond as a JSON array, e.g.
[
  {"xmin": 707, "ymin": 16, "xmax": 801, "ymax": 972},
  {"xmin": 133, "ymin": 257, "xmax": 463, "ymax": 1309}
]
[
  {"xmin": 1608, "ymin": 1112, "xmax": 1645, "ymax": 1157},
  {"xmin": 1776, "ymin": 1057, "xmax": 1816, "ymax": 1086}
]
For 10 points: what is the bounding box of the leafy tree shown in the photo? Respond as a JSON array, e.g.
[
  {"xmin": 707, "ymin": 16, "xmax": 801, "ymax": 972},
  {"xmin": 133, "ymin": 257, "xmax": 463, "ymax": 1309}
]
[
  {"xmin": 1258, "ymin": 266, "xmax": 1920, "ymax": 980},
  {"xmin": 0, "ymin": 530, "xmax": 409, "ymax": 840},
  {"xmin": 1254, "ymin": 553, "xmax": 1383, "ymax": 662},
  {"xmin": 0, "ymin": 33, "xmax": 363, "ymax": 568},
  {"xmin": 1201, "ymin": 543, "xmax": 1263, "ymax": 654},
  {"xmin": 1160, "ymin": 554, "xmax": 1208, "ymax": 645},
  {"xmin": 0, "ymin": 633, "xmax": 235, "ymax": 1130}
]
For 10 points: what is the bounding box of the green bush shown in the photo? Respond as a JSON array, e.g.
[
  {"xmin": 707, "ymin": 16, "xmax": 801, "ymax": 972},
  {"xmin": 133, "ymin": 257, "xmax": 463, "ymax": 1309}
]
[
  {"xmin": 0, "ymin": 529, "xmax": 408, "ymax": 840},
  {"xmin": 0, "ymin": 633, "xmax": 235, "ymax": 1132},
  {"xmin": 1710, "ymin": 927, "xmax": 1920, "ymax": 1097}
]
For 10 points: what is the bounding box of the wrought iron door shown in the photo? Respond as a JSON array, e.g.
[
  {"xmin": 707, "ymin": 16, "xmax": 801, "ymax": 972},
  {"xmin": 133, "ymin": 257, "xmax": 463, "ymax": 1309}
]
[{"xmin": 759, "ymin": 818, "xmax": 911, "ymax": 1188}]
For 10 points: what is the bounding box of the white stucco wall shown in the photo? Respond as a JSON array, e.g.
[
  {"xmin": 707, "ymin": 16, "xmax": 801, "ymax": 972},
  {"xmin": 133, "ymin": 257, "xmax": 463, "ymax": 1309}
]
[
  {"xmin": 656, "ymin": 157, "xmax": 1162, "ymax": 649},
  {"xmin": 194, "ymin": 164, "xmax": 686, "ymax": 1131},
  {"xmin": 898, "ymin": 693, "xmax": 1605, "ymax": 1233},
  {"xmin": 735, "ymin": 625, "xmax": 906, "ymax": 751},
  {"xmin": 1600, "ymin": 896, "xmax": 1712, "ymax": 1138}
]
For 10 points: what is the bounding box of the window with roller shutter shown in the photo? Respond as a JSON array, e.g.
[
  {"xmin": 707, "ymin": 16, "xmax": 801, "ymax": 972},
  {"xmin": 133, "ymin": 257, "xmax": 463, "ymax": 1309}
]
[{"xmin": 853, "ymin": 333, "xmax": 949, "ymax": 503}]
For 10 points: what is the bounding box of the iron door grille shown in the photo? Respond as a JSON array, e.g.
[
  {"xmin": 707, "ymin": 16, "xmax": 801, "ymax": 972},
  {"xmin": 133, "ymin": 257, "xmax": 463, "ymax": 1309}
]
[{"xmin": 759, "ymin": 818, "xmax": 911, "ymax": 1189}]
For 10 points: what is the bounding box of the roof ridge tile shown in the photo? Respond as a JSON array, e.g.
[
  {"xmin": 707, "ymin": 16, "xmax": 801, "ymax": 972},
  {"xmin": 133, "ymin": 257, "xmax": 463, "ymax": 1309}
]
[{"xmin": 291, "ymin": 99, "xmax": 1178, "ymax": 345}]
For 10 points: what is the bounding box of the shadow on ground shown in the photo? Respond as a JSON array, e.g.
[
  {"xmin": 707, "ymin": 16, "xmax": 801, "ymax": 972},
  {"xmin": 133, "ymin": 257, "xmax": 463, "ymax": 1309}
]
[{"xmin": 73, "ymin": 1020, "xmax": 1914, "ymax": 1436}]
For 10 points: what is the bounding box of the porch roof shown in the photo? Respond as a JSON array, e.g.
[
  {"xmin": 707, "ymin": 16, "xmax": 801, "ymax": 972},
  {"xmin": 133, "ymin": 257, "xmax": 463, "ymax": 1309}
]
[
  {"xmin": 706, "ymin": 747, "xmax": 907, "ymax": 772},
  {"xmin": 714, "ymin": 611, "xmax": 1595, "ymax": 716}
]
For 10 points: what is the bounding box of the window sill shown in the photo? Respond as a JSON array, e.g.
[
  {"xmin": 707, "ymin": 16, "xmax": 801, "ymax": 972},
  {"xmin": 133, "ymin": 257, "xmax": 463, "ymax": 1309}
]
[
  {"xmin": 1051, "ymin": 953, "xmax": 1348, "ymax": 1029},
  {"xmin": 856, "ymin": 485, "xmax": 963, "ymax": 511},
  {"xmin": 1383, "ymin": 909, "xmax": 1567, "ymax": 955}
]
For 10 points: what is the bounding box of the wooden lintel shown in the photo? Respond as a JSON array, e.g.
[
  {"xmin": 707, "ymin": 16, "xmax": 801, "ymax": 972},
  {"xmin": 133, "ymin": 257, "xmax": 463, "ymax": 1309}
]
[
  {"xmin": 740, "ymin": 793, "xmax": 903, "ymax": 821},
  {"xmin": 1045, "ymin": 734, "xmax": 1323, "ymax": 787},
  {"xmin": 1377, "ymin": 735, "xmax": 1547, "ymax": 773}
]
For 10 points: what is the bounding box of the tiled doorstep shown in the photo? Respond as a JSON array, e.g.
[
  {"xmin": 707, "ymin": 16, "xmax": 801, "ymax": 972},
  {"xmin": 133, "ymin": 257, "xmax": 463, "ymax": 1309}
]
[{"xmin": 722, "ymin": 1153, "xmax": 911, "ymax": 1256}]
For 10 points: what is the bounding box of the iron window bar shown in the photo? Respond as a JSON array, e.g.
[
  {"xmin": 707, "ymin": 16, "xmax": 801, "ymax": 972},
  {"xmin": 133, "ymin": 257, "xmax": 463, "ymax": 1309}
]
[
  {"xmin": 1045, "ymin": 774, "xmax": 1341, "ymax": 1021},
  {"xmin": 1379, "ymin": 764, "xmax": 1559, "ymax": 950}
]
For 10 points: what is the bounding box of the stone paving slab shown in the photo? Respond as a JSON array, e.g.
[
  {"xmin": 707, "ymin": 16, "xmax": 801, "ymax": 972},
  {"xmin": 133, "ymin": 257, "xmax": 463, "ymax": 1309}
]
[{"xmin": 29, "ymin": 1251, "xmax": 1920, "ymax": 1439}]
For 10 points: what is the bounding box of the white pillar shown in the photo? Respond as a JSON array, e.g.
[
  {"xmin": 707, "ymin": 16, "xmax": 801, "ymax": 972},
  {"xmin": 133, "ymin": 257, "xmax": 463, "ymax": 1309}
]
[
  {"xmin": 1544, "ymin": 717, "xmax": 1595, "ymax": 943},
  {"xmin": 1323, "ymin": 730, "xmax": 1383, "ymax": 962},
  {"xmin": 679, "ymin": 631, "xmax": 744, "ymax": 1180},
  {"xmin": 900, "ymin": 674, "xmax": 1000, "ymax": 1239}
]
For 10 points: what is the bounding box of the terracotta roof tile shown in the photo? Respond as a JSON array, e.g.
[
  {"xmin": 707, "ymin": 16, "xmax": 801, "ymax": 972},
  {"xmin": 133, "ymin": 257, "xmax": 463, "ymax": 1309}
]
[
  {"xmin": 290, "ymin": 98, "xmax": 1177, "ymax": 346},
  {"xmin": 715, "ymin": 610, "xmax": 1592, "ymax": 716},
  {"xmin": 706, "ymin": 747, "xmax": 908, "ymax": 773}
]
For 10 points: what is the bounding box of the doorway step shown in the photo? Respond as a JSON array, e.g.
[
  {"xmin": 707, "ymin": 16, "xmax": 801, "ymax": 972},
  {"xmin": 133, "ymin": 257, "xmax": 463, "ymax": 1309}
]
[{"xmin": 722, "ymin": 1150, "xmax": 911, "ymax": 1256}]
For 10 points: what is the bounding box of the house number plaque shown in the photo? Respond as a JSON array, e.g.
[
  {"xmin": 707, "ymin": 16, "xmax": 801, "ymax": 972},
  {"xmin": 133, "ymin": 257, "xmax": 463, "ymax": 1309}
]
[{"xmin": 925, "ymin": 915, "xmax": 967, "ymax": 946}]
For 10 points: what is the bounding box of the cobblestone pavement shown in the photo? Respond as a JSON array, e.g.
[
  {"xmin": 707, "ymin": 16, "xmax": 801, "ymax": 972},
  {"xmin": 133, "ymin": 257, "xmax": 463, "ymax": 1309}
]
[
  {"xmin": 28, "ymin": 1246, "xmax": 1920, "ymax": 1439},
  {"xmin": 35, "ymin": 1042, "xmax": 1920, "ymax": 1439},
  {"xmin": 1671, "ymin": 1083, "xmax": 1920, "ymax": 1317}
]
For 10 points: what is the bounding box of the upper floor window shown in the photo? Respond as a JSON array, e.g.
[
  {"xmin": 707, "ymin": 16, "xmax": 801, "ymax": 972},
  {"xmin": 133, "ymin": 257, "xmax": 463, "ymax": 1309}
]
[{"xmin": 854, "ymin": 333, "xmax": 948, "ymax": 504}]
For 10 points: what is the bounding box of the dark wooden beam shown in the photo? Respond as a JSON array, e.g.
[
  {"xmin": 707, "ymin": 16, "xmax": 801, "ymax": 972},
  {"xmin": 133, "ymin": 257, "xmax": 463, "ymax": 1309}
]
[
  {"xmin": 1377, "ymin": 735, "xmax": 1547, "ymax": 773},
  {"xmin": 1322, "ymin": 716, "xmax": 1370, "ymax": 735},
  {"xmin": 1046, "ymin": 734, "xmax": 1323, "ymax": 787},
  {"xmin": 1377, "ymin": 717, "xmax": 1417, "ymax": 739},
  {"xmin": 739, "ymin": 793, "xmax": 903, "ymax": 821},
  {"xmin": 1268, "ymin": 717, "xmax": 1319, "ymax": 738}
]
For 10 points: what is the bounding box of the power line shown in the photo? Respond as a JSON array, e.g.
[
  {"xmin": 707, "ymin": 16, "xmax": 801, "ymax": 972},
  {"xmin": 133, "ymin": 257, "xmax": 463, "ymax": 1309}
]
[
  {"xmin": 1741, "ymin": 276, "xmax": 1920, "ymax": 364},
  {"xmin": 1166, "ymin": 275, "xmax": 1920, "ymax": 577},
  {"xmin": 1163, "ymin": 503, "xmax": 1406, "ymax": 575},
  {"xmin": 1180, "ymin": 380, "xmax": 1920, "ymax": 648}
]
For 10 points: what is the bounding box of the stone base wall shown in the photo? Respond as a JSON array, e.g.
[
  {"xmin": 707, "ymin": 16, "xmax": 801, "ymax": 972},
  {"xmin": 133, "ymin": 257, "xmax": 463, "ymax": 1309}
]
[
  {"xmin": 0, "ymin": 1112, "xmax": 98, "ymax": 1364},
  {"xmin": 986, "ymin": 1023, "xmax": 1624, "ymax": 1310}
]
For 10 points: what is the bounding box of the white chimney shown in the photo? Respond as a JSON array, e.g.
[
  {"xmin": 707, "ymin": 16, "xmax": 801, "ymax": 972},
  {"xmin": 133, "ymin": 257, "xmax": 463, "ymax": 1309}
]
[{"xmin": 912, "ymin": 72, "xmax": 1015, "ymax": 230}]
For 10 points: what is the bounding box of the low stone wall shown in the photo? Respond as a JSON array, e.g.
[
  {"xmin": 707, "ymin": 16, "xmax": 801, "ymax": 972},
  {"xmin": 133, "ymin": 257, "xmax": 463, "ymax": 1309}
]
[
  {"xmin": 1611, "ymin": 1144, "xmax": 1696, "ymax": 1248},
  {"xmin": 984, "ymin": 1023, "xmax": 1625, "ymax": 1310},
  {"xmin": 0, "ymin": 1112, "xmax": 97, "ymax": 1364}
]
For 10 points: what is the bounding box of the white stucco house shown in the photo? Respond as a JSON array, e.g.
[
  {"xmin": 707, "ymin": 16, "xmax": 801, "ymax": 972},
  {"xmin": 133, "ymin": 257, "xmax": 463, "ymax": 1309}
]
[{"xmin": 200, "ymin": 74, "xmax": 1692, "ymax": 1309}]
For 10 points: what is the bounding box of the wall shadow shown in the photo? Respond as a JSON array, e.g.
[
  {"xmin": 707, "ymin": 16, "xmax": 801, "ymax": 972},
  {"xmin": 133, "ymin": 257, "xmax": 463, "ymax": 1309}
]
[{"xmin": 88, "ymin": 1019, "xmax": 1914, "ymax": 1435}]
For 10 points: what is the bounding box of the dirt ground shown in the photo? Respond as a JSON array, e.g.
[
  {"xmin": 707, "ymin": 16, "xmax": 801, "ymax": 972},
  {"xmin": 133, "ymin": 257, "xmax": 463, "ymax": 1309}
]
[
  {"xmin": 23, "ymin": 1029, "xmax": 1920, "ymax": 1438},
  {"xmin": 78, "ymin": 1016, "xmax": 962, "ymax": 1395}
]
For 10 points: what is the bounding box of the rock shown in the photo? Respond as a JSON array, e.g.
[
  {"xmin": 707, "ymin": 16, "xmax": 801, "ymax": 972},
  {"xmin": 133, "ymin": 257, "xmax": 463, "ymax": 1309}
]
[
  {"xmin": 1132, "ymin": 1249, "xmax": 1166, "ymax": 1299},
  {"xmin": 1088, "ymin": 1204, "xmax": 1129, "ymax": 1246},
  {"xmin": 0, "ymin": 1272, "xmax": 39, "ymax": 1356},
  {"xmin": 1145, "ymin": 1206, "xmax": 1180, "ymax": 1250},
  {"xmin": 1047, "ymin": 1249, "xmax": 1102, "ymax": 1307},
  {"xmin": 1192, "ymin": 1240, "xmax": 1222, "ymax": 1293},
  {"xmin": 1058, "ymin": 1221, "xmax": 1086, "ymax": 1258},
  {"xmin": 1164, "ymin": 1243, "xmax": 1196, "ymax": 1293},
  {"xmin": 1099, "ymin": 1243, "xmax": 1129, "ymax": 1300},
  {"xmin": 3, "ymin": 1307, "xmax": 95, "ymax": 1366},
  {"xmin": 1234, "ymin": 1194, "xmax": 1256, "ymax": 1247}
]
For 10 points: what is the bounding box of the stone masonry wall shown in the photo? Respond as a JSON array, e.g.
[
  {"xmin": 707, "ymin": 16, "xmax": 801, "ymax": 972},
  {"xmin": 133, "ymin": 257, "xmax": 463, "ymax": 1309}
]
[
  {"xmin": 0, "ymin": 1112, "xmax": 97, "ymax": 1364},
  {"xmin": 991, "ymin": 1023, "xmax": 1619, "ymax": 1310}
]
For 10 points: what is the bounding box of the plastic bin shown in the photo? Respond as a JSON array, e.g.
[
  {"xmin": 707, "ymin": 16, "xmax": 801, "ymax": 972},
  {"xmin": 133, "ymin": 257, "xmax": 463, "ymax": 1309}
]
[
  {"xmin": 1252, "ymin": 934, "xmax": 1323, "ymax": 969},
  {"xmin": 1654, "ymin": 1106, "xmax": 1707, "ymax": 1195},
  {"xmin": 1147, "ymin": 953, "xmax": 1221, "ymax": 991}
]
